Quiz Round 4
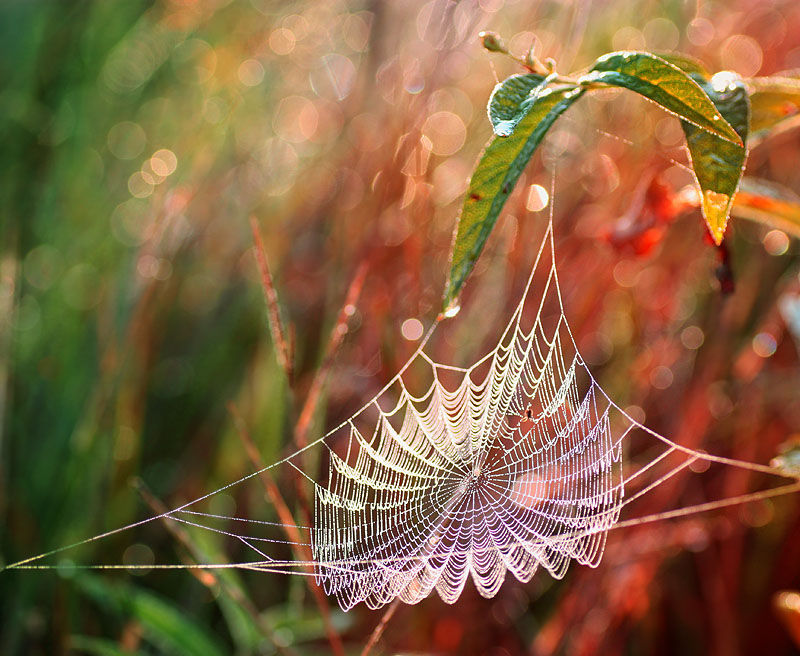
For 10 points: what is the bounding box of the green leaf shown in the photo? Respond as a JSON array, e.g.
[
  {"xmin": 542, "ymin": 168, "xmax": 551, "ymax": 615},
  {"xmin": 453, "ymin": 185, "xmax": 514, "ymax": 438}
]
[
  {"xmin": 730, "ymin": 177, "xmax": 800, "ymax": 239},
  {"xmin": 442, "ymin": 81, "xmax": 584, "ymax": 313},
  {"xmin": 75, "ymin": 574, "xmax": 226, "ymax": 656},
  {"xmin": 579, "ymin": 52, "xmax": 742, "ymax": 145},
  {"xmin": 654, "ymin": 52, "xmax": 711, "ymax": 78},
  {"xmin": 681, "ymin": 72, "xmax": 750, "ymax": 244},
  {"xmin": 747, "ymin": 76, "xmax": 800, "ymax": 141},
  {"xmin": 652, "ymin": 57, "xmax": 750, "ymax": 243},
  {"xmin": 488, "ymin": 73, "xmax": 545, "ymax": 136}
]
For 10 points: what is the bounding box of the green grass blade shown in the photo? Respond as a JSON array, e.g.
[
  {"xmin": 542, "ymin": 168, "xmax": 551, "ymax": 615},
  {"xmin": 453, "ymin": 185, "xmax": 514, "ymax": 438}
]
[
  {"xmin": 75, "ymin": 574, "xmax": 227, "ymax": 656},
  {"xmin": 69, "ymin": 635, "xmax": 145, "ymax": 656}
]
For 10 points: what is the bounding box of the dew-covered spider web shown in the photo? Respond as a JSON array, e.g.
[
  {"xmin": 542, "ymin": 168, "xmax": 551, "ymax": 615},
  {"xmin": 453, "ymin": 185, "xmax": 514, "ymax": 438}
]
[
  {"xmin": 6, "ymin": 184, "xmax": 800, "ymax": 612},
  {"xmin": 310, "ymin": 220, "xmax": 624, "ymax": 609}
]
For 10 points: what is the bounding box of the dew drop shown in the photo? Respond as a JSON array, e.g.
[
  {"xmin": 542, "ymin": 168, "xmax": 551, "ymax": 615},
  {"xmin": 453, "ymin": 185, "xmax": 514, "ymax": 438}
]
[{"xmin": 443, "ymin": 303, "xmax": 461, "ymax": 318}]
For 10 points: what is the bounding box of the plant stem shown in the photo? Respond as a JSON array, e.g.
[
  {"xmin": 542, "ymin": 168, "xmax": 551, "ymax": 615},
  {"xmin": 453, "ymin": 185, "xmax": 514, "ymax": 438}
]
[
  {"xmin": 361, "ymin": 598, "xmax": 401, "ymax": 656},
  {"xmin": 134, "ymin": 480, "xmax": 297, "ymax": 656},
  {"xmin": 227, "ymin": 402, "xmax": 346, "ymax": 656}
]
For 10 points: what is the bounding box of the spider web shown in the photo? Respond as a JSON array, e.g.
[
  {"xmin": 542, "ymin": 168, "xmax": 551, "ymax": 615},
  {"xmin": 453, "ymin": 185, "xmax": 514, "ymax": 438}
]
[
  {"xmin": 6, "ymin": 188, "xmax": 800, "ymax": 613},
  {"xmin": 308, "ymin": 220, "xmax": 622, "ymax": 610}
]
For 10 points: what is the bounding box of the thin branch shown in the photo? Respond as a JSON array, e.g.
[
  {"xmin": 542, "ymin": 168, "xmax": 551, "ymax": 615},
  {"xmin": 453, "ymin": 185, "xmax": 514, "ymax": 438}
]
[
  {"xmin": 234, "ymin": 253, "xmax": 369, "ymax": 655},
  {"xmin": 289, "ymin": 260, "xmax": 368, "ymax": 583},
  {"xmin": 361, "ymin": 598, "xmax": 401, "ymax": 656},
  {"xmin": 250, "ymin": 215, "xmax": 293, "ymax": 382},
  {"xmin": 295, "ymin": 260, "xmax": 368, "ymax": 449},
  {"xmin": 227, "ymin": 402, "xmax": 346, "ymax": 656}
]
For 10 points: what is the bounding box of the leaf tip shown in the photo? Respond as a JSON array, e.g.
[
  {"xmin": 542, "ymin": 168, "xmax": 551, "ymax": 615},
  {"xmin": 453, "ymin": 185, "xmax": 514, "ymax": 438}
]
[
  {"xmin": 443, "ymin": 302, "xmax": 461, "ymax": 318},
  {"xmin": 702, "ymin": 189, "xmax": 732, "ymax": 244},
  {"xmin": 440, "ymin": 295, "xmax": 461, "ymax": 321}
]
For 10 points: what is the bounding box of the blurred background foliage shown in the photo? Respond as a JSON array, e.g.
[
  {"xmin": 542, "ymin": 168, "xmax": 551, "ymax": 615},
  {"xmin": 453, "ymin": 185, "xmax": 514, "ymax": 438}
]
[{"xmin": 1, "ymin": 0, "xmax": 800, "ymax": 654}]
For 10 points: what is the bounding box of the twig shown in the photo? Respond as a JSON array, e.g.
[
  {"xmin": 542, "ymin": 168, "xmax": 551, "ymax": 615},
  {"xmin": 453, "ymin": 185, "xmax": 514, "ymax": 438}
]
[
  {"xmin": 134, "ymin": 479, "xmax": 296, "ymax": 656},
  {"xmin": 294, "ymin": 260, "xmax": 368, "ymax": 449},
  {"xmin": 361, "ymin": 598, "xmax": 401, "ymax": 656},
  {"xmin": 250, "ymin": 215, "xmax": 294, "ymax": 382},
  {"xmin": 715, "ymin": 240, "xmax": 735, "ymax": 295},
  {"xmin": 241, "ymin": 248, "xmax": 368, "ymax": 654},
  {"xmin": 227, "ymin": 402, "xmax": 303, "ymax": 544},
  {"xmin": 227, "ymin": 402, "xmax": 346, "ymax": 656}
]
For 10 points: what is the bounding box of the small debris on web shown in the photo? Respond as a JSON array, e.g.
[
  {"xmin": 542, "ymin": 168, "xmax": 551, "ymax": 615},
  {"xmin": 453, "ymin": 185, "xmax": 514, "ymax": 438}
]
[{"xmin": 770, "ymin": 438, "xmax": 800, "ymax": 477}]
